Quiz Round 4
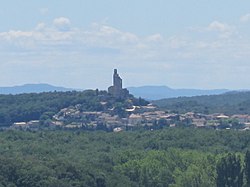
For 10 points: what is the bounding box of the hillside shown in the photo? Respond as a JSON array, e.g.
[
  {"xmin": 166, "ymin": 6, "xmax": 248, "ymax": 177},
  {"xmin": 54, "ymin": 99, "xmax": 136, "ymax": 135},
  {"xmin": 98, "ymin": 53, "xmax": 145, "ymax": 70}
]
[
  {"xmin": 153, "ymin": 91, "xmax": 250, "ymax": 115},
  {"xmin": 0, "ymin": 90, "xmax": 148, "ymax": 127},
  {"xmin": 127, "ymin": 85, "xmax": 228, "ymax": 100}
]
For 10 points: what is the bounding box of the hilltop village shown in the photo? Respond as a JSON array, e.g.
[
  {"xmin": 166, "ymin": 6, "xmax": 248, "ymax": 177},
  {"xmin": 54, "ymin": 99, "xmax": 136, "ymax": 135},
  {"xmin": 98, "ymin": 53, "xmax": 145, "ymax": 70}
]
[{"xmin": 11, "ymin": 69, "xmax": 250, "ymax": 131}]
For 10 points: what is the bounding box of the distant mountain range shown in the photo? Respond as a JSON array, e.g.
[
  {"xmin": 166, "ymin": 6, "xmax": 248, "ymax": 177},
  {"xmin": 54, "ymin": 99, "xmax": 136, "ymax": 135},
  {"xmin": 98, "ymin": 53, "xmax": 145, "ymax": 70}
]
[
  {"xmin": 0, "ymin": 84, "xmax": 230, "ymax": 100},
  {"xmin": 0, "ymin": 84, "xmax": 74, "ymax": 94},
  {"xmin": 127, "ymin": 86, "xmax": 229, "ymax": 100}
]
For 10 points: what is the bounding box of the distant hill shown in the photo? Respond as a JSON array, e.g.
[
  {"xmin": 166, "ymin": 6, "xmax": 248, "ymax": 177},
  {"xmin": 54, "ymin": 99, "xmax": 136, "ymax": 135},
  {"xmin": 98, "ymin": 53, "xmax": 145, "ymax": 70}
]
[
  {"xmin": 127, "ymin": 86, "xmax": 229, "ymax": 100},
  {"xmin": 0, "ymin": 84, "xmax": 75, "ymax": 94},
  {"xmin": 153, "ymin": 91, "xmax": 250, "ymax": 115},
  {"xmin": 0, "ymin": 89, "xmax": 148, "ymax": 127}
]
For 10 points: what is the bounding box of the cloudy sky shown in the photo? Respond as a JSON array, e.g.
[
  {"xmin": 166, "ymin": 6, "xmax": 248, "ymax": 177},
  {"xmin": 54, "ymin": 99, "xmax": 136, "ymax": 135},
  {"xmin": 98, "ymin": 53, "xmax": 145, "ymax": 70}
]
[{"xmin": 1, "ymin": 0, "xmax": 250, "ymax": 90}]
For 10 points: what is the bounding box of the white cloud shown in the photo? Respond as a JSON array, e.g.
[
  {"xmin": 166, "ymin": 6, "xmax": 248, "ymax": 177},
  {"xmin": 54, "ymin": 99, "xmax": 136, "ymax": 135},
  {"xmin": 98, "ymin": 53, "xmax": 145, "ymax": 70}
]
[
  {"xmin": 207, "ymin": 21, "xmax": 235, "ymax": 38},
  {"xmin": 88, "ymin": 23, "xmax": 139, "ymax": 45},
  {"xmin": 0, "ymin": 20, "xmax": 143, "ymax": 58},
  {"xmin": 0, "ymin": 17, "xmax": 249, "ymax": 65},
  {"xmin": 146, "ymin": 34, "xmax": 163, "ymax": 42},
  {"xmin": 240, "ymin": 13, "xmax": 250, "ymax": 23},
  {"xmin": 208, "ymin": 21, "xmax": 230, "ymax": 32},
  {"xmin": 168, "ymin": 36, "xmax": 188, "ymax": 49},
  {"xmin": 53, "ymin": 17, "xmax": 71, "ymax": 31},
  {"xmin": 1, "ymin": 17, "xmax": 250, "ymax": 89},
  {"xmin": 35, "ymin": 22, "xmax": 46, "ymax": 31},
  {"xmin": 189, "ymin": 21, "xmax": 235, "ymax": 39},
  {"xmin": 0, "ymin": 30, "xmax": 33, "ymax": 39}
]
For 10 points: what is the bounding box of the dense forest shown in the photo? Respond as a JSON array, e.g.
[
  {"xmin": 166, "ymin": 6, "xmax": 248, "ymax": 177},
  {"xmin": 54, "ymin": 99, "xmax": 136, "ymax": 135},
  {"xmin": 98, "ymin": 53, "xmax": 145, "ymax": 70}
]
[
  {"xmin": 153, "ymin": 91, "xmax": 250, "ymax": 115},
  {"xmin": 2, "ymin": 90, "xmax": 250, "ymax": 186},
  {"xmin": 0, "ymin": 128, "xmax": 250, "ymax": 186},
  {"xmin": 0, "ymin": 90, "xmax": 148, "ymax": 127}
]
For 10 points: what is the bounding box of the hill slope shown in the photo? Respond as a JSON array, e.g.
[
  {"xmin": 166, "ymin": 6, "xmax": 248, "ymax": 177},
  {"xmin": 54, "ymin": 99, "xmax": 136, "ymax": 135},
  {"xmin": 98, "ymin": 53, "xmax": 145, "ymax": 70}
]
[
  {"xmin": 153, "ymin": 91, "xmax": 250, "ymax": 115},
  {"xmin": 0, "ymin": 90, "xmax": 148, "ymax": 127}
]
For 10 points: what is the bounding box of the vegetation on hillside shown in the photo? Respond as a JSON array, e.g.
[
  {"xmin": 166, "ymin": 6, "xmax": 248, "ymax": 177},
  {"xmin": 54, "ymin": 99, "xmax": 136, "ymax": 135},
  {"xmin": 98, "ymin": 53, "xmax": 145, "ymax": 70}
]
[
  {"xmin": 153, "ymin": 91, "xmax": 250, "ymax": 115},
  {"xmin": 0, "ymin": 90, "xmax": 148, "ymax": 127}
]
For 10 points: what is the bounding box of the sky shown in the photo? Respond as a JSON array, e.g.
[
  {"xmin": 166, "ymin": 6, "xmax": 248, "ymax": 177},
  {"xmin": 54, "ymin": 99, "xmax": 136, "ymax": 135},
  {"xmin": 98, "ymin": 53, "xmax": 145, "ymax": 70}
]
[{"xmin": 1, "ymin": 0, "xmax": 250, "ymax": 90}]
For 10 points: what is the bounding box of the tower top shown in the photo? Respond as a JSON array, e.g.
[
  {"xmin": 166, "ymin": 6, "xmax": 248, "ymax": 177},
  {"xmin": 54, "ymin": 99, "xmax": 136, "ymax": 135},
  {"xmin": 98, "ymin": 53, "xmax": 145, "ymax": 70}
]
[{"xmin": 108, "ymin": 69, "xmax": 129, "ymax": 98}]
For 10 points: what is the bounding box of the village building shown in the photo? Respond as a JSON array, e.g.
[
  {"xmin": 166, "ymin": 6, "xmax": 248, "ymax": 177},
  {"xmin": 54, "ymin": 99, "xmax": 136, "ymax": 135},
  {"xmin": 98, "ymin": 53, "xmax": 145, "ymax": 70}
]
[{"xmin": 128, "ymin": 114, "xmax": 143, "ymax": 126}]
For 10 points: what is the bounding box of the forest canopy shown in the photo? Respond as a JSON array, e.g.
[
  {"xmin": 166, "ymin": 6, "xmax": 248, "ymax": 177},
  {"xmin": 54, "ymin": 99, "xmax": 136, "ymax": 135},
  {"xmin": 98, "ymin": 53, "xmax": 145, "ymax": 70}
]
[{"xmin": 0, "ymin": 128, "xmax": 250, "ymax": 186}]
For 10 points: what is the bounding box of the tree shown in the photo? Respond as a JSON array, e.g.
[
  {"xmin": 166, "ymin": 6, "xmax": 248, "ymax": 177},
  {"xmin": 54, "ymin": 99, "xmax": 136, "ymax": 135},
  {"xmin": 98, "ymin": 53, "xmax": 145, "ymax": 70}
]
[
  {"xmin": 216, "ymin": 153, "xmax": 243, "ymax": 187},
  {"xmin": 96, "ymin": 173, "xmax": 106, "ymax": 187},
  {"xmin": 158, "ymin": 118, "xmax": 169, "ymax": 128},
  {"xmin": 245, "ymin": 150, "xmax": 250, "ymax": 187}
]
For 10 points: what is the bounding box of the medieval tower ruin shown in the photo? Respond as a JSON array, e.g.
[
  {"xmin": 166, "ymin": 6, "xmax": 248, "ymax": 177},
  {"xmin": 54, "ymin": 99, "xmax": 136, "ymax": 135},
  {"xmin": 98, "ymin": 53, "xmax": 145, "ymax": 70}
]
[{"xmin": 108, "ymin": 69, "xmax": 129, "ymax": 98}]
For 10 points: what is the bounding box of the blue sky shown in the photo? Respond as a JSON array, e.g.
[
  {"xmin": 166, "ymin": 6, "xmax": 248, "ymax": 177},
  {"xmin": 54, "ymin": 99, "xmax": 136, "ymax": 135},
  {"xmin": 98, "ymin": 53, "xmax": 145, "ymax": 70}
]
[{"xmin": 1, "ymin": 0, "xmax": 250, "ymax": 89}]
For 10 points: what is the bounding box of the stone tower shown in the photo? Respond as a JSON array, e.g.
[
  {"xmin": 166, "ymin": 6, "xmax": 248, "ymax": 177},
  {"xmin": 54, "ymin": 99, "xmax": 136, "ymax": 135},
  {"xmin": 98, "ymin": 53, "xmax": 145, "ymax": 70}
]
[{"xmin": 108, "ymin": 69, "xmax": 129, "ymax": 98}]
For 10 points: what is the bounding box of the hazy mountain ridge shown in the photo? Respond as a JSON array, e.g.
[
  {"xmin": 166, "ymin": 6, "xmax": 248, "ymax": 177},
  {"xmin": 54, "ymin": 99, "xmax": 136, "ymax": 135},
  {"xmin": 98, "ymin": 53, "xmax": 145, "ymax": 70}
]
[
  {"xmin": 0, "ymin": 84, "xmax": 74, "ymax": 94},
  {"xmin": 0, "ymin": 84, "xmax": 230, "ymax": 99},
  {"xmin": 127, "ymin": 86, "xmax": 229, "ymax": 100}
]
